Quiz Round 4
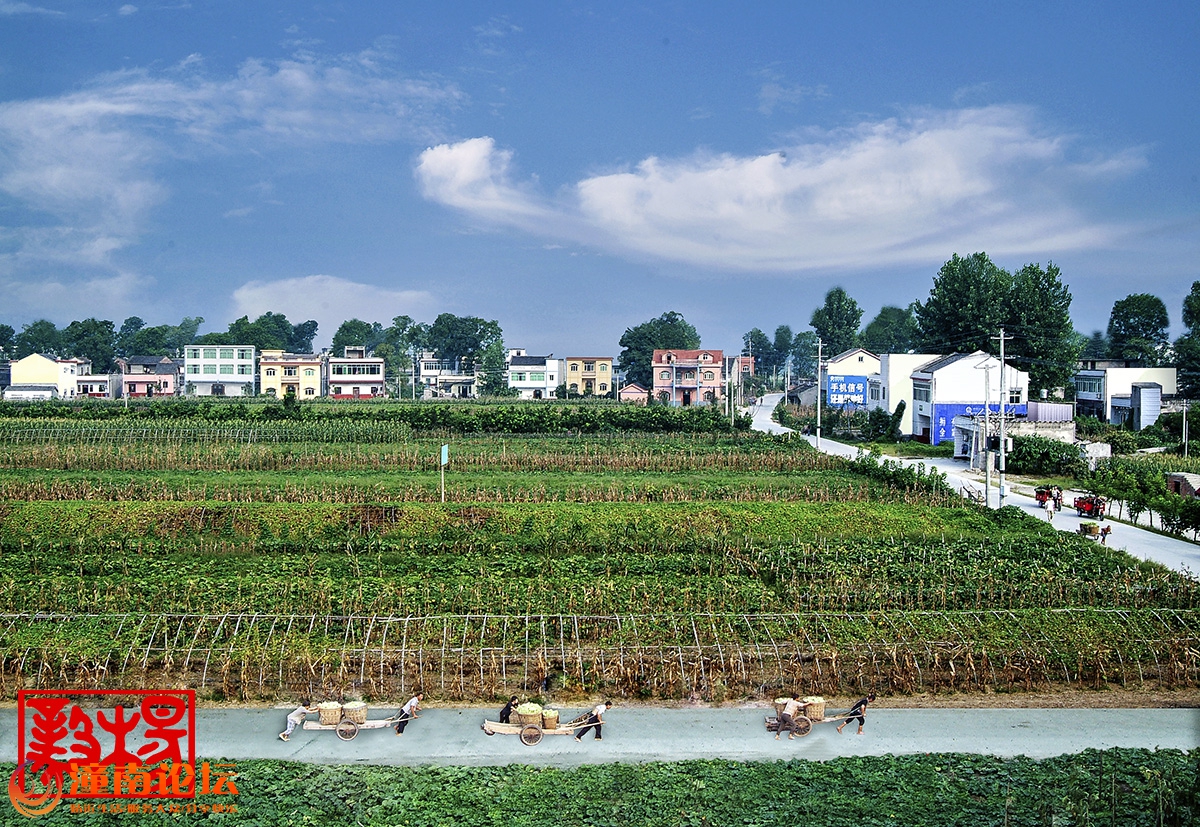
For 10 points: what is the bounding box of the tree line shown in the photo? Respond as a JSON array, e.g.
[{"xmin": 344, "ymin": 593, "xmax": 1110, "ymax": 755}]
[{"xmin": 737, "ymin": 253, "xmax": 1198, "ymax": 396}]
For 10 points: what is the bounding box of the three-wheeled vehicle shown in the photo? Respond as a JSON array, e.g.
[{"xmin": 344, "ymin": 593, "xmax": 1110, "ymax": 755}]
[{"xmin": 1074, "ymin": 495, "xmax": 1106, "ymax": 520}]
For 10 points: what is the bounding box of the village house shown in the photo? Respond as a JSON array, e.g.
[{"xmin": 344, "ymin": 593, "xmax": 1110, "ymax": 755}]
[
  {"xmin": 909, "ymin": 351, "xmax": 1028, "ymax": 446},
  {"xmin": 116, "ymin": 356, "xmax": 183, "ymax": 398},
  {"xmin": 259, "ymin": 350, "xmax": 323, "ymax": 399},
  {"xmin": 1073, "ymin": 361, "xmax": 1177, "ymax": 428},
  {"xmin": 3, "ymin": 353, "xmax": 90, "ymax": 401},
  {"xmin": 326, "ymin": 346, "xmax": 386, "ymax": 399},
  {"xmin": 565, "ymin": 357, "xmax": 615, "ymax": 397},
  {"xmin": 651, "ymin": 349, "xmax": 724, "ymax": 407},
  {"xmin": 184, "ymin": 345, "xmax": 256, "ymax": 396},
  {"xmin": 865, "ymin": 353, "xmax": 941, "ymax": 436},
  {"xmin": 506, "ymin": 351, "xmax": 562, "ymax": 400}
]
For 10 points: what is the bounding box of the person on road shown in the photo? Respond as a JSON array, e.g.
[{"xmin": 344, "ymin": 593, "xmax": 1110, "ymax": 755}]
[
  {"xmin": 278, "ymin": 699, "xmax": 316, "ymax": 741},
  {"xmin": 394, "ymin": 691, "xmax": 423, "ymax": 736},
  {"xmin": 837, "ymin": 694, "xmax": 875, "ymax": 735},
  {"xmin": 1044, "ymin": 494, "xmax": 1055, "ymax": 521},
  {"xmin": 1100, "ymin": 525, "xmax": 1112, "ymax": 544},
  {"xmin": 499, "ymin": 695, "xmax": 519, "ymax": 724},
  {"xmin": 575, "ymin": 701, "xmax": 611, "ymax": 742},
  {"xmin": 776, "ymin": 693, "xmax": 803, "ymax": 740}
]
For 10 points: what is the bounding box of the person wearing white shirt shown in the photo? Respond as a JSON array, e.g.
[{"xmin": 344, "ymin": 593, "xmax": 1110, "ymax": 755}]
[
  {"xmin": 777, "ymin": 693, "xmax": 804, "ymax": 740},
  {"xmin": 394, "ymin": 692, "xmax": 423, "ymax": 735},
  {"xmin": 574, "ymin": 700, "xmax": 611, "ymax": 742}
]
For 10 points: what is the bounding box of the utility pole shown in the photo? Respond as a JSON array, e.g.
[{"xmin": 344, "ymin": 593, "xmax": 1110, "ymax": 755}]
[
  {"xmin": 815, "ymin": 337, "xmax": 823, "ymax": 449},
  {"xmin": 979, "ymin": 364, "xmax": 992, "ymax": 509},
  {"xmin": 1184, "ymin": 399, "xmax": 1190, "ymax": 458},
  {"xmin": 993, "ymin": 328, "xmax": 1013, "ymax": 508}
]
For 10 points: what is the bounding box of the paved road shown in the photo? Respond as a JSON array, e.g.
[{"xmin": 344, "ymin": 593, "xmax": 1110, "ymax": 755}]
[
  {"xmin": 752, "ymin": 393, "xmax": 1200, "ymax": 577},
  {"xmin": 2, "ymin": 707, "xmax": 1196, "ymax": 766}
]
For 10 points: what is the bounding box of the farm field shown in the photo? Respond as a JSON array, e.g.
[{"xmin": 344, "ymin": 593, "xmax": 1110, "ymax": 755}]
[
  {"xmin": 3, "ymin": 749, "xmax": 1197, "ymax": 827},
  {"xmin": 0, "ymin": 408, "xmax": 1197, "ymax": 704}
]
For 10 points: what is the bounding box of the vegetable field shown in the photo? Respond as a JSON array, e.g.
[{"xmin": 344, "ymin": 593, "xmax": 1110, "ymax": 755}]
[{"xmin": 0, "ymin": 411, "xmax": 1197, "ymax": 702}]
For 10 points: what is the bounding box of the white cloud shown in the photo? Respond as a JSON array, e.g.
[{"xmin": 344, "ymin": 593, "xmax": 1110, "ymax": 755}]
[
  {"xmin": 118, "ymin": 4, "xmax": 138, "ymax": 15},
  {"xmin": 0, "ymin": 270, "xmax": 159, "ymax": 323},
  {"xmin": 0, "ymin": 2, "xmax": 62, "ymax": 15},
  {"xmin": 231, "ymin": 275, "xmax": 438, "ymax": 348},
  {"xmin": 417, "ymin": 106, "xmax": 1145, "ymax": 274},
  {"xmin": 0, "ymin": 47, "xmax": 463, "ymax": 284}
]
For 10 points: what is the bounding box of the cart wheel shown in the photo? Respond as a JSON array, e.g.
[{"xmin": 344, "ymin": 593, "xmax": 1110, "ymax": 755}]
[
  {"xmin": 519, "ymin": 724, "xmax": 544, "ymax": 746},
  {"xmin": 791, "ymin": 716, "xmax": 812, "ymax": 737},
  {"xmin": 335, "ymin": 719, "xmax": 359, "ymax": 741}
]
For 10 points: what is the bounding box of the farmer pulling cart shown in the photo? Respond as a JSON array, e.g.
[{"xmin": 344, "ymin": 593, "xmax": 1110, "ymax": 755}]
[
  {"xmin": 481, "ymin": 702, "xmax": 600, "ymax": 746},
  {"xmin": 301, "ymin": 701, "xmax": 413, "ymax": 741},
  {"xmin": 763, "ymin": 695, "xmax": 868, "ymax": 738}
]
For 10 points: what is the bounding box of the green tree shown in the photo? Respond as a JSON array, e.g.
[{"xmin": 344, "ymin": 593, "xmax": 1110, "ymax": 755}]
[
  {"xmin": 1106, "ymin": 293, "xmax": 1169, "ymax": 365},
  {"xmin": 914, "ymin": 252, "xmax": 1012, "ymax": 353},
  {"xmin": 62, "ymin": 318, "xmax": 117, "ymax": 371},
  {"xmin": 771, "ymin": 326, "xmax": 795, "ymax": 372},
  {"xmin": 426, "ymin": 314, "xmax": 502, "ymax": 371},
  {"xmin": 1175, "ymin": 281, "xmax": 1200, "ymax": 398},
  {"xmin": 287, "ymin": 319, "xmax": 319, "ymax": 353},
  {"xmin": 1006, "ymin": 262, "xmax": 1080, "ymax": 392},
  {"xmin": 789, "ymin": 330, "xmax": 818, "ymax": 378},
  {"xmin": 477, "ymin": 340, "xmax": 516, "ymax": 396},
  {"xmin": 1080, "ymin": 329, "xmax": 1108, "ymax": 359},
  {"xmin": 617, "ymin": 311, "xmax": 701, "ymax": 389},
  {"xmin": 118, "ymin": 316, "xmax": 203, "ymax": 357},
  {"xmin": 859, "ymin": 304, "xmax": 917, "ymax": 354},
  {"xmin": 0, "ymin": 324, "xmax": 15, "ymax": 360},
  {"xmin": 741, "ymin": 328, "xmax": 773, "ymax": 375},
  {"xmin": 809, "ymin": 286, "xmax": 862, "ymax": 356},
  {"xmin": 14, "ymin": 319, "xmax": 63, "ymax": 358},
  {"xmin": 330, "ymin": 319, "xmax": 385, "ymax": 357}
]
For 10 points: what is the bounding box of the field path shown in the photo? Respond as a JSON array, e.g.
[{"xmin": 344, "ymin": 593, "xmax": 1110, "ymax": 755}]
[
  {"xmin": 753, "ymin": 393, "xmax": 1200, "ymax": 576},
  {"xmin": 2, "ymin": 707, "xmax": 1197, "ymax": 767}
]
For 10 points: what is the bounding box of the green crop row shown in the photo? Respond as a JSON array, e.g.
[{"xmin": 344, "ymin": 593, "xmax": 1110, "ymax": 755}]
[{"xmin": 3, "ymin": 750, "xmax": 1197, "ymax": 827}]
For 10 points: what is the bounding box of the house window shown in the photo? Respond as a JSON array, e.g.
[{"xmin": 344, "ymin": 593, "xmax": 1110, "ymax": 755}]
[
  {"xmin": 186, "ymin": 348, "xmax": 200, "ymax": 359},
  {"xmin": 238, "ymin": 365, "xmax": 253, "ymax": 375},
  {"xmin": 305, "ymin": 387, "xmax": 315, "ymax": 396},
  {"xmin": 333, "ymin": 386, "xmax": 342, "ymax": 395},
  {"xmin": 219, "ymin": 348, "xmax": 235, "ymax": 360},
  {"xmin": 1008, "ymin": 388, "xmax": 1023, "ymax": 404},
  {"xmin": 660, "ymin": 371, "xmax": 670, "ymax": 380},
  {"xmin": 203, "ymin": 365, "xmax": 217, "ymax": 375},
  {"xmin": 1075, "ymin": 377, "xmax": 1102, "ymax": 395},
  {"xmin": 237, "ymin": 348, "xmax": 253, "ymax": 360},
  {"xmin": 703, "ymin": 371, "xmax": 714, "ymax": 381},
  {"xmin": 284, "ymin": 367, "xmax": 297, "ymax": 377},
  {"xmin": 584, "ymin": 362, "xmax": 595, "ymax": 371},
  {"xmin": 600, "ymin": 363, "xmax": 608, "ymax": 372},
  {"xmin": 304, "ymin": 369, "xmax": 315, "ymax": 377},
  {"xmin": 512, "ymin": 373, "xmax": 526, "ymax": 381},
  {"xmin": 599, "ymin": 383, "xmax": 607, "ymax": 392},
  {"xmin": 570, "ymin": 363, "xmax": 579, "ymax": 371},
  {"xmin": 187, "ymin": 365, "xmax": 200, "ymax": 374},
  {"xmin": 701, "ymin": 353, "xmax": 711, "ymax": 362},
  {"xmin": 530, "ymin": 372, "xmax": 545, "ymax": 381},
  {"xmin": 266, "ymin": 368, "xmax": 276, "ymax": 377},
  {"xmin": 658, "ymin": 391, "xmax": 670, "ymax": 403},
  {"xmin": 219, "ymin": 365, "xmax": 234, "ymax": 374},
  {"xmin": 913, "ymin": 383, "xmax": 931, "ymax": 402},
  {"xmin": 569, "ymin": 383, "xmax": 578, "ymax": 392},
  {"xmin": 869, "ymin": 386, "xmax": 881, "ymax": 401},
  {"xmin": 203, "ymin": 348, "xmax": 217, "ymax": 359}
]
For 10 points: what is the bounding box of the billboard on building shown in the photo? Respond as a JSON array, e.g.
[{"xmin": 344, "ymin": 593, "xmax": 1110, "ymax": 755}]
[
  {"xmin": 826, "ymin": 375, "xmax": 867, "ymax": 408},
  {"xmin": 931, "ymin": 402, "xmax": 1029, "ymax": 445}
]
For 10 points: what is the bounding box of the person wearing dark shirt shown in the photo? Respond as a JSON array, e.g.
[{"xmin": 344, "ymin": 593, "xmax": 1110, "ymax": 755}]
[
  {"xmin": 837, "ymin": 694, "xmax": 875, "ymax": 735},
  {"xmin": 499, "ymin": 695, "xmax": 519, "ymax": 724}
]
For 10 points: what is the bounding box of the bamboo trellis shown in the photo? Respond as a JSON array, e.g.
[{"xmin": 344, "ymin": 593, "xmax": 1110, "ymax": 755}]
[{"xmin": 0, "ymin": 609, "xmax": 1196, "ymax": 701}]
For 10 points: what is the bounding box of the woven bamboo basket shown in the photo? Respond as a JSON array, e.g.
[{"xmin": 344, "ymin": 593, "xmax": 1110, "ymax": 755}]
[
  {"xmin": 317, "ymin": 702, "xmax": 342, "ymax": 726},
  {"xmin": 343, "ymin": 701, "xmax": 368, "ymax": 724},
  {"xmin": 542, "ymin": 709, "xmax": 560, "ymax": 729},
  {"xmin": 802, "ymin": 696, "xmax": 825, "ymax": 721},
  {"xmin": 515, "ymin": 702, "xmax": 543, "ymax": 725}
]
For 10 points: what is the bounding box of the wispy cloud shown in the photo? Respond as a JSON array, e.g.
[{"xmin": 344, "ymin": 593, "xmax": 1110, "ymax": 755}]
[
  {"xmin": 0, "ymin": 270, "xmax": 160, "ymax": 324},
  {"xmin": 417, "ymin": 106, "xmax": 1146, "ymax": 273},
  {"xmin": 0, "ymin": 1, "xmax": 62, "ymax": 15},
  {"xmin": 754, "ymin": 67, "xmax": 828, "ymax": 115},
  {"xmin": 0, "ymin": 46, "xmax": 464, "ymax": 276},
  {"xmin": 232, "ymin": 276, "xmax": 438, "ymax": 346}
]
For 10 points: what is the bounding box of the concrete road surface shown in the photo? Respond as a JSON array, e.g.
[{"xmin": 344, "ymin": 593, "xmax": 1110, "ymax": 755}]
[
  {"xmin": 752, "ymin": 393, "xmax": 1200, "ymax": 577},
  {"xmin": 2, "ymin": 707, "xmax": 1196, "ymax": 767}
]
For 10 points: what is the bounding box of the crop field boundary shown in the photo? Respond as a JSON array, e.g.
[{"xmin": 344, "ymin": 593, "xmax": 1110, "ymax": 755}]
[{"xmin": 2, "ymin": 609, "xmax": 1196, "ymax": 702}]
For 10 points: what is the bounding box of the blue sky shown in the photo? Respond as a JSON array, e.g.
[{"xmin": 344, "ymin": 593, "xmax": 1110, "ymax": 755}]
[{"xmin": 1, "ymin": 1, "xmax": 1196, "ymax": 355}]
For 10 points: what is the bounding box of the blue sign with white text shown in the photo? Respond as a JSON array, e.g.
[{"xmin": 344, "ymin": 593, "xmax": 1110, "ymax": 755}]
[
  {"xmin": 931, "ymin": 403, "xmax": 1028, "ymax": 446},
  {"xmin": 826, "ymin": 375, "xmax": 867, "ymax": 408}
]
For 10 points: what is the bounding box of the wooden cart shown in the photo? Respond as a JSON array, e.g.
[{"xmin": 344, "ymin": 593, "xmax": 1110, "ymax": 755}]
[
  {"xmin": 302, "ymin": 707, "xmax": 411, "ymax": 741},
  {"xmin": 481, "ymin": 712, "xmax": 596, "ymax": 746},
  {"xmin": 764, "ymin": 709, "xmax": 857, "ymax": 738}
]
